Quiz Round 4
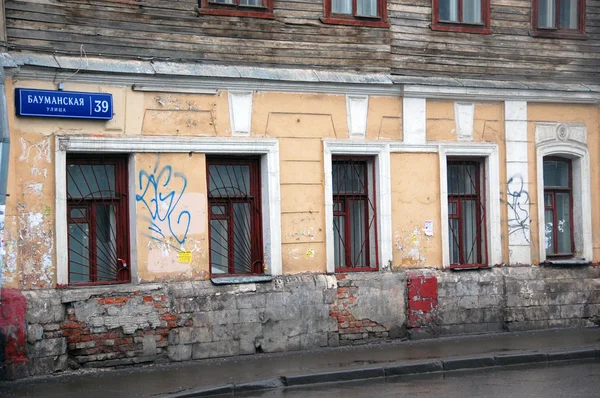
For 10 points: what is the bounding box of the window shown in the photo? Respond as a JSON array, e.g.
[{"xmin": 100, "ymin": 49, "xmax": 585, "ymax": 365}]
[
  {"xmin": 432, "ymin": 0, "xmax": 491, "ymax": 34},
  {"xmin": 543, "ymin": 157, "xmax": 574, "ymax": 257},
  {"xmin": 332, "ymin": 157, "xmax": 378, "ymax": 271},
  {"xmin": 207, "ymin": 157, "xmax": 263, "ymax": 276},
  {"xmin": 198, "ymin": 0, "xmax": 274, "ymax": 19},
  {"xmin": 322, "ymin": 0, "xmax": 388, "ymax": 27},
  {"xmin": 447, "ymin": 158, "xmax": 487, "ymax": 268},
  {"xmin": 66, "ymin": 155, "xmax": 130, "ymax": 285},
  {"xmin": 531, "ymin": 0, "xmax": 586, "ymax": 38}
]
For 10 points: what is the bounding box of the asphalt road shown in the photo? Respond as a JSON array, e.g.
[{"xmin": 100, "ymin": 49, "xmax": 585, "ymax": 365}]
[{"xmin": 242, "ymin": 360, "xmax": 600, "ymax": 398}]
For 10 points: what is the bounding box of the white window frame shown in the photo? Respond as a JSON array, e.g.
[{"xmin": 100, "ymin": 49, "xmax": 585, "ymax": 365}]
[
  {"xmin": 536, "ymin": 142, "xmax": 591, "ymax": 262},
  {"xmin": 439, "ymin": 143, "xmax": 501, "ymax": 268},
  {"xmin": 55, "ymin": 136, "xmax": 282, "ymax": 285},
  {"xmin": 323, "ymin": 140, "xmax": 392, "ymax": 273}
]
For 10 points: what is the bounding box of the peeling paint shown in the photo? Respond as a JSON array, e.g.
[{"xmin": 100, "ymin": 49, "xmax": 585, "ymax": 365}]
[
  {"xmin": 19, "ymin": 137, "xmax": 51, "ymax": 163},
  {"xmin": 288, "ymin": 248, "xmax": 301, "ymax": 260},
  {"xmin": 24, "ymin": 183, "xmax": 43, "ymax": 195},
  {"xmin": 305, "ymin": 248, "xmax": 315, "ymax": 259},
  {"xmin": 394, "ymin": 227, "xmax": 431, "ymax": 267}
]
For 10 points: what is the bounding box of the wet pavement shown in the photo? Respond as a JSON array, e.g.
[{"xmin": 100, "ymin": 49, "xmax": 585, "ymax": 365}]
[{"xmin": 0, "ymin": 327, "xmax": 599, "ymax": 397}]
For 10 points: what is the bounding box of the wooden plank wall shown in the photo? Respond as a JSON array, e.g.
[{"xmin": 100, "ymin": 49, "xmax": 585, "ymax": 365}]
[
  {"xmin": 389, "ymin": 0, "xmax": 600, "ymax": 83},
  {"xmin": 3, "ymin": 0, "xmax": 391, "ymax": 73},
  {"xmin": 4, "ymin": 1, "xmax": 599, "ymax": 83}
]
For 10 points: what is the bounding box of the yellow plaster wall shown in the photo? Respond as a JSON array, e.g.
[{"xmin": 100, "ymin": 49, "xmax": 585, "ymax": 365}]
[
  {"xmin": 527, "ymin": 103, "xmax": 600, "ymax": 263},
  {"xmin": 390, "ymin": 153, "xmax": 442, "ymax": 269}
]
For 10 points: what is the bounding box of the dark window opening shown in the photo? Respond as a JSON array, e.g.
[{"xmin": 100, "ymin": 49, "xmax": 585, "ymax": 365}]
[
  {"xmin": 432, "ymin": 0, "xmax": 491, "ymax": 34},
  {"xmin": 332, "ymin": 157, "xmax": 378, "ymax": 272},
  {"xmin": 543, "ymin": 157, "xmax": 574, "ymax": 257},
  {"xmin": 198, "ymin": 0, "xmax": 274, "ymax": 19},
  {"xmin": 447, "ymin": 159, "xmax": 487, "ymax": 268},
  {"xmin": 207, "ymin": 157, "xmax": 263, "ymax": 276},
  {"xmin": 67, "ymin": 155, "xmax": 130, "ymax": 285},
  {"xmin": 322, "ymin": 0, "xmax": 388, "ymax": 27},
  {"xmin": 531, "ymin": 0, "xmax": 586, "ymax": 38}
]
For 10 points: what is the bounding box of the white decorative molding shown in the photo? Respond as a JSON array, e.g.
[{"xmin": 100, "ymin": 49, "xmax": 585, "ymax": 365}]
[
  {"xmin": 346, "ymin": 95, "xmax": 369, "ymax": 139},
  {"xmin": 454, "ymin": 102, "xmax": 474, "ymax": 141},
  {"xmin": 228, "ymin": 91, "xmax": 254, "ymax": 136},
  {"xmin": 439, "ymin": 143, "xmax": 502, "ymax": 268},
  {"xmin": 323, "ymin": 140, "xmax": 392, "ymax": 273},
  {"xmin": 535, "ymin": 123, "xmax": 592, "ymax": 262},
  {"xmin": 55, "ymin": 136, "xmax": 283, "ymax": 285},
  {"xmin": 504, "ymin": 101, "xmax": 530, "ymax": 264},
  {"xmin": 403, "ymin": 97, "xmax": 426, "ymax": 145}
]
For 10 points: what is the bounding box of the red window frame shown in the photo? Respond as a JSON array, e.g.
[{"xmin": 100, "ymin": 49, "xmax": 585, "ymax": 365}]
[
  {"xmin": 207, "ymin": 157, "xmax": 264, "ymax": 277},
  {"xmin": 447, "ymin": 158, "xmax": 487, "ymax": 269},
  {"xmin": 431, "ymin": 0, "xmax": 491, "ymax": 34},
  {"xmin": 332, "ymin": 156, "xmax": 379, "ymax": 272},
  {"xmin": 531, "ymin": 0, "xmax": 586, "ymax": 39},
  {"xmin": 543, "ymin": 157, "xmax": 575, "ymax": 258},
  {"xmin": 66, "ymin": 155, "xmax": 130, "ymax": 286},
  {"xmin": 322, "ymin": 0, "xmax": 388, "ymax": 27},
  {"xmin": 198, "ymin": 0, "xmax": 274, "ymax": 19}
]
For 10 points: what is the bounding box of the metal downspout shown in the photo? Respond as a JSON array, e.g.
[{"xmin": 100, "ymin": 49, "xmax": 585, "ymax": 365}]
[{"xmin": 0, "ymin": 65, "xmax": 10, "ymax": 295}]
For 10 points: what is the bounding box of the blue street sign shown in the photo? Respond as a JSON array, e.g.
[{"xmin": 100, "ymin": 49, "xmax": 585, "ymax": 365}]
[{"xmin": 15, "ymin": 88, "xmax": 113, "ymax": 120}]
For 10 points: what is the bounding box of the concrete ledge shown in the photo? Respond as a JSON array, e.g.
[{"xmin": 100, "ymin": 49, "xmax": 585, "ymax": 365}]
[
  {"xmin": 283, "ymin": 367, "xmax": 385, "ymax": 386},
  {"xmin": 235, "ymin": 378, "xmax": 284, "ymax": 392},
  {"xmin": 547, "ymin": 349, "xmax": 596, "ymax": 361},
  {"xmin": 167, "ymin": 384, "xmax": 234, "ymax": 398},
  {"xmin": 494, "ymin": 353, "xmax": 548, "ymax": 366},
  {"xmin": 384, "ymin": 361, "xmax": 443, "ymax": 376},
  {"xmin": 443, "ymin": 357, "xmax": 496, "ymax": 370}
]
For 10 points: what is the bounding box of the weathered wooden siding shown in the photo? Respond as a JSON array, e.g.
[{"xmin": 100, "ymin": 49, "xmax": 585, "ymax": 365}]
[
  {"xmin": 389, "ymin": 0, "xmax": 600, "ymax": 83},
  {"xmin": 4, "ymin": 0, "xmax": 391, "ymax": 73}
]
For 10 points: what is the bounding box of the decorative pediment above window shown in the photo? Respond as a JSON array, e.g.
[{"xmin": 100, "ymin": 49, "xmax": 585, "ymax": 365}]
[{"xmin": 535, "ymin": 122, "xmax": 587, "ymax": 147}]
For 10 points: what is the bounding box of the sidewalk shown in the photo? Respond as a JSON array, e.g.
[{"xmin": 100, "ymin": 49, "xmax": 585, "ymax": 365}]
[{"xmin": 1, "ymin": 327, "xmax": 599, "ymax": 398}]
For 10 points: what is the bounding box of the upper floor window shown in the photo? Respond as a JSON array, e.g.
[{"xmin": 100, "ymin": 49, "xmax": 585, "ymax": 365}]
[
  {"xmin": 323, "ymin": 0, "xmax": 388, "ymax": 27},
  {"xmin": 531, "ymin": 0, "xmax": 586, "ymax": 38},
  {"xmin": 198, "ymin": 0, "xmax": 274, "ymax": 19},
  {"xmin": 432, "ymin": 0, "xmax": 491, "ymax": 34}
]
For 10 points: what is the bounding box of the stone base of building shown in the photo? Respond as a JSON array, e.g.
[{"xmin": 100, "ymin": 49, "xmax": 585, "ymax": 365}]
[{"xmin": 4, "ymin": 266, "xmax": 600, "ymax": 379}]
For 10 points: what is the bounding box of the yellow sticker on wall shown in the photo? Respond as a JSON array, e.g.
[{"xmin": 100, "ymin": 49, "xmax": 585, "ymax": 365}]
[{"xmin": 178, "ymin": 250, "xmax": 192, "ymax": 263}]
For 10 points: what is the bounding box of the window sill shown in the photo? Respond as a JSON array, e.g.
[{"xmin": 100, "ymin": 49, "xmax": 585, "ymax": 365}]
[
  {"xmin": 211, "ymin": 275, "xmax": 274, "ymax": 285},
  {"xmin": 529, "ymin": 30, "xmax": 588, "ymax": 40},
  {"xmin": 541, "ymin": 258, "xmax": 591, "ymax": 267},
  {"xmin": 449, "ymin": 264, "xmax": 489, "ymax": 270},
  {"xmin": 198, "ymin": 8, "xmax": 275, "ymax": 19},
  {"xmin": 431, "ymin": 22, "xmax": 491, "ymax": 34},
  {"xmin": 320, "ymin": 17, "xmax": 388, "ymax": 28}
]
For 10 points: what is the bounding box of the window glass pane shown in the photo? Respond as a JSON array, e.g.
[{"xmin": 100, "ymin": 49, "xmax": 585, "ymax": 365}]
[
  {"xmin": 210, "ymin": 220, "xmax": 229, "ymax": 274},
  {"xmin": 96, "ymin": 205, "xmax": 117, "ymax": 281},
  {"xmin": 556, "ymin": 193, "xmax": 572, "ymax": 254},
  {"xmin": 357, "ymin": 0, "xmax": 378, "ymax": 17},
  {"xmin": 334, "ymin": 215, "xmax": 346, "ymax": 267},
  {"xmin": 462, "ymin": 199, "xmax": 478, "ymax": 264},
  {"xmin": 208, "ymin": 164, "xmax": 251, "ymax": 197},
  {"xmin": 559, "ymin": 0, "xmax": 578, "ymax": 28},
  {"xmin": 463, "ymin": 0, "xmax": 482, "ymax": 23},
  {"xmin": 538, "ymin": 0, "xmax": 556, "ymax": 28},
  {"xmin": 333, "ymin": 162, "xmax": 365, "ymax": 194},
  {"xmin": 70, "ymin": 208, "xmax": 87, "ymax": 219},
  {"xmin": 544, "ymin": 194, "xmax": 553, "ymax": 207},
  {"xmin": 447, "ymin": 163, "xmax": 477, "ymax": 194},
  {"xmin": 233, "ymin": 203, "xmax": 252, "ymax": 274},
  {"xmin": 69, "ymin": 223, "xmax": 90, "ymax": 283},
  {"xmin": 67, "ymin": 164, "xmax": 115, "ymax": 199},
  {"xmin": 350, "ymin": 199, "xmax": 366, "ymax": 266},
  {"xmin": 211, "ymin": 0, "xmax": 235, "ymax": 3},
  {"xmin": 448, "ymin": 201, "xmax": 457, "ymax": 215},
  {"xmin": 449, "ymin": 218, "xmax": 460, "ymax": 264},
  {"xmin": 544, "ymin": 210, "xmax": 554, "ymax": 255},
  {"xmin": 332, "ymin": 0, "xmax": 352, "ymax": 14},
  {"xmin": 211, "ymin": 205, "xmax": 226, "ymax": 216},
  {"xmin": 239, "ymin": 0, "xmax": 262, "ymax": 5},
  {"xmin": 543, "ymin": 160, "xmax": 569, "ymax": 187},
  {"xmin": 439, "ymin": 0, "xmax": 459, "ymax": 22}
]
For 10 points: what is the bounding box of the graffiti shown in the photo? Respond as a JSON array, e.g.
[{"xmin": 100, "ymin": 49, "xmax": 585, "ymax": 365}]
[
  {"xmin": 507, "ymin": 175, "xmax": 530, "ymax": 243},
  {"xmin": 136, "ymin": 157, "xmax": 191, "ymax": 245},
  {"xmin": 19, "ymin": 137, "xmax": 51, "ymax": 163}
]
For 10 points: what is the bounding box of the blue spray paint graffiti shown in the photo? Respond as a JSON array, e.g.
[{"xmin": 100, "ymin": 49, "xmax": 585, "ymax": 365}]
[
  {"xmin": 136, "ymin": 157, "xmax": 191, "ymax": 245},
  {"xmin": 507, "ymin": 174, "xmax": 530, "ymax": 243}
]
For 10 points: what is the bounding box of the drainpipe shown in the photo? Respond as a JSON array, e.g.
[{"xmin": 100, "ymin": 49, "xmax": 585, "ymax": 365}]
[{"xmin": 0, "ymin": 65, "xmax": 10, "ymax": 296}]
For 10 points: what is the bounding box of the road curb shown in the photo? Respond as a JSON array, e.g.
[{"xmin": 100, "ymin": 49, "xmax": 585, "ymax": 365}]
[{"xmin": 163, "ymin": 348, "xmax": 599, "ymax": 397}]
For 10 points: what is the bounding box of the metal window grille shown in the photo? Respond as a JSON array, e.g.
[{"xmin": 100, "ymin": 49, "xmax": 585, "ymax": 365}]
[
  {"xmin": 207, "ymin": 157, "xmax": 263, "ymax": 276},
  {"xmin": 543, "ymin": 157, "xmax": 574, "ymax": 257},
  {"xmin": 332, "ymin": 157, "xmax": 378, "ymax": 271},
  {"xmin": 447, "ymin": 158, "xmax": 487, "ymax": 268},
  {"xmin": 66, "ymin": 155, "xmax": 130, "ymax": 285}
]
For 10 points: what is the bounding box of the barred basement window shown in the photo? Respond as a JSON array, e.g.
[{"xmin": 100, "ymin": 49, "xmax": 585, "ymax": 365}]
[
  {"xmin": 543, "ymin": 157, "xmax": 574, "ymax": 257},
  {"xmin": 207, "ymin": 157, "xmax": 264, "ymax": 276},
  {"xmin": 332, "ymin": 157, "xmax": 378, "ymax": 271},
  {"xmin": 67, "ymin": 155, "xmax": 130, "ymax": 285},
  {"xmin": 447, "ymin": 158, "xmax": 487, "ymax": 268}
]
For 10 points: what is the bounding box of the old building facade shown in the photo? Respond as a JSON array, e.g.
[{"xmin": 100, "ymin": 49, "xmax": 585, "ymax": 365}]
[{"xmin": 0, "ymin": 0, "xmax": 599, "ymax": 379}]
